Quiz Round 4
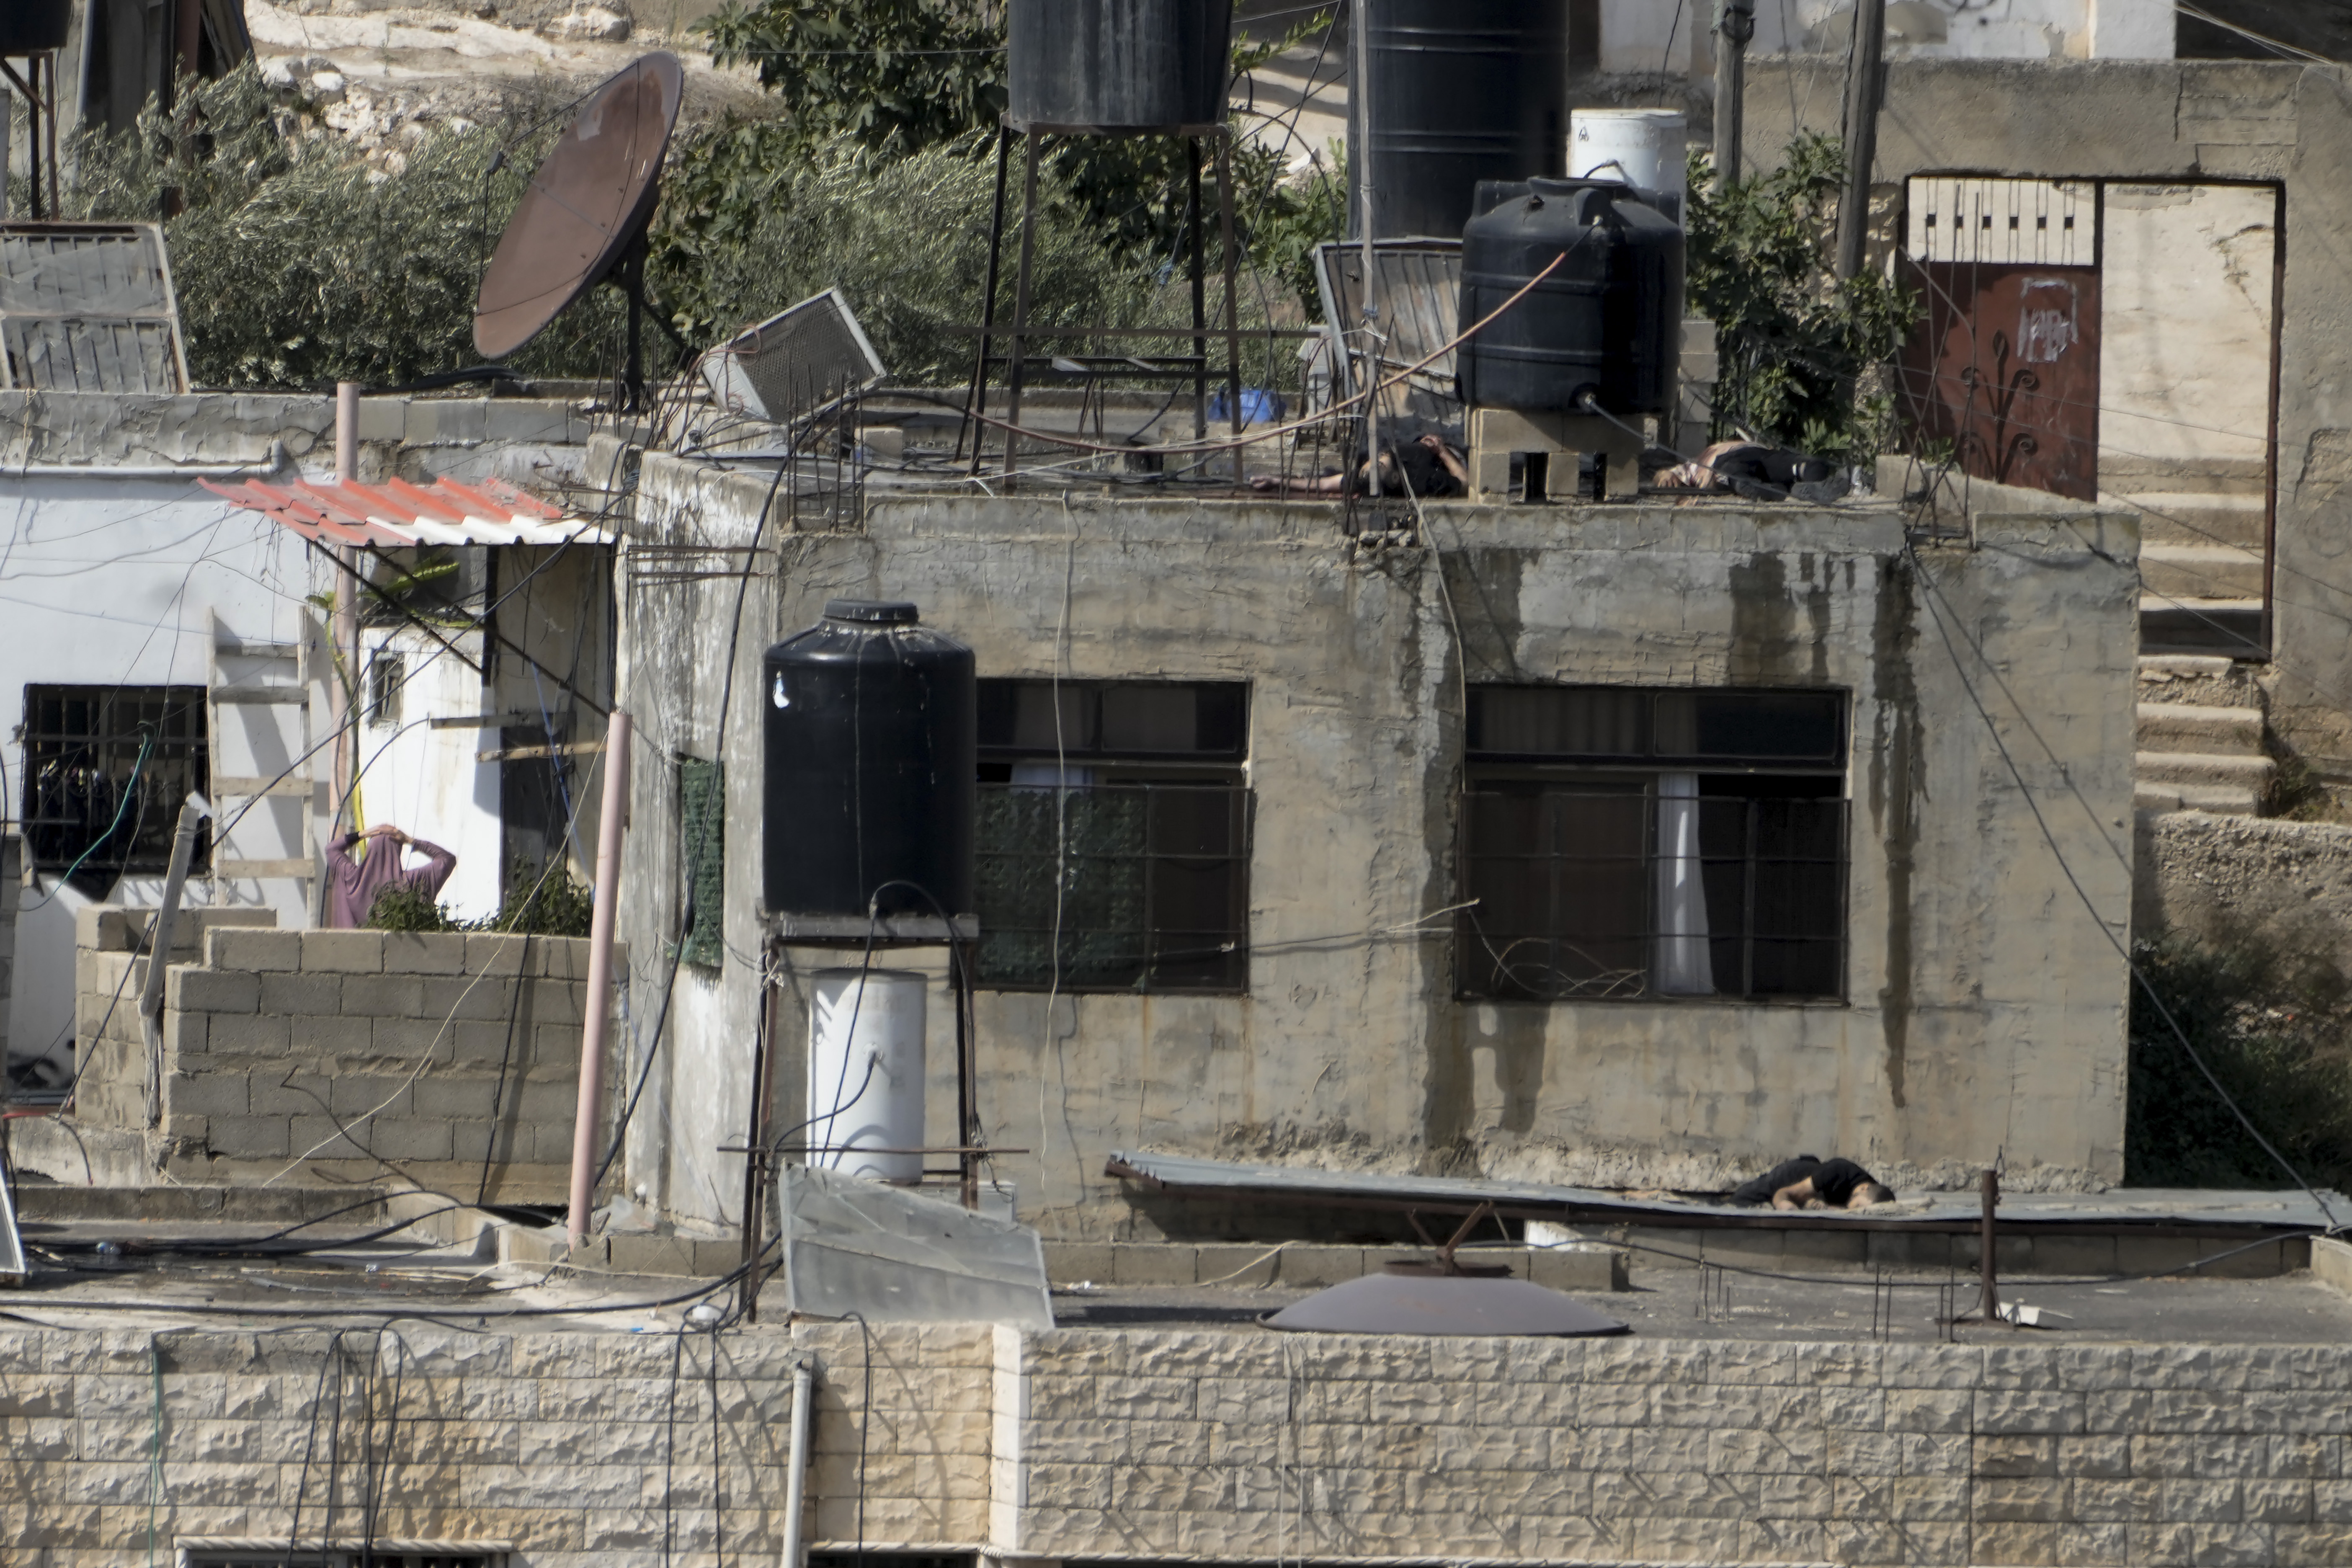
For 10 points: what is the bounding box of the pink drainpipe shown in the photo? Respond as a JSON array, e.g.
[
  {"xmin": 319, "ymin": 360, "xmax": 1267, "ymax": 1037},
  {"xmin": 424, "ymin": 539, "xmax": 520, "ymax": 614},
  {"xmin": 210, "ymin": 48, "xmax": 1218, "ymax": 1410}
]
[{"xmin": 569, "ymin": 710, "xmax": 632, "ymax": 1248}]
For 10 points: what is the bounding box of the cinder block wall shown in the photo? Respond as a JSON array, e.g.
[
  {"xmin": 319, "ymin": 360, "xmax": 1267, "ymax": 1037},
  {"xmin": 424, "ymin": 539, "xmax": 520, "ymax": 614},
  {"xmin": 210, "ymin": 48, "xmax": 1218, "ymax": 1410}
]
[{"xmin": 71, "ymin": 920, "xmax": 622, "ymax": 1200}]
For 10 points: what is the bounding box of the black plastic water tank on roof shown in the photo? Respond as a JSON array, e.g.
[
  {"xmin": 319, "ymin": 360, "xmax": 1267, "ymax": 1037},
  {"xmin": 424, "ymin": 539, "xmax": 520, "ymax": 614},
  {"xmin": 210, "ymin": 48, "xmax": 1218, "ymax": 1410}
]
[
  {"xmin": 0, "ymin": 0, "xmax": 72, "ymax": 52},
  {"xmin": 1457, "ymin": 177, "xmax": 1684, "ymax": 417},
  {"xmin": 763, "ymin": 600, "xmax": 977, "ymax": 920},
  {"xmin": 1008, "ymin": 0, "xmax": 1235, "ymax": 131},
  {"xmin": 1352, "ymin": 0, "xmax": 1568, "ymax": 241}
]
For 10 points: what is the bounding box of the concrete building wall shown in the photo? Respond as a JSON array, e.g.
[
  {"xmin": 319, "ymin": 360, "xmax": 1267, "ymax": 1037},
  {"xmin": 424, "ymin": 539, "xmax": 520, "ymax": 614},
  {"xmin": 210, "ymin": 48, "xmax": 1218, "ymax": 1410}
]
[
  {"xmin": 1740, "ymin": 58, "xmax": 2352, "ymax": 772},
  {"xmin": 10, "ymin": 1320, "xmax": 2352, "ymax": 1568},
  {"xmin": 613, "ymin": 468, "xmax": 2138, "ymax": 1237}
]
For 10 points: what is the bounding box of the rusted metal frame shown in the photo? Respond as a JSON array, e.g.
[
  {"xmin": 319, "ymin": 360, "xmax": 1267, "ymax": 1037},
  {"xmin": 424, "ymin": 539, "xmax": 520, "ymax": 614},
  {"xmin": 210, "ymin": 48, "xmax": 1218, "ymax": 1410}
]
[
  {"xmin": 1215, "ymin": 129, "xmax": 1245, "ymax": 481},
  {"xmin": 955, "ymin": 935, "xmax": 981, "ymax": 1208},
  {"xmin": 1189, "ymin": 140, "xmax": 1207, "ymax": 443},
  {"xmin": 1096, "ymin": 1161, "xmax": 2326, "ymax": 1240},
  {"xmin": 1002, "ymin": 127, "xmax": 1045, "ymax": 479},
  {"xmin": 961, "ymin": 124, "xmax": 1016, "ymax": 471},
  {"xmin": 1979, "ymin": 1167, "xmax": 2000, "ymax": 1322},
  {"xmin": 2262, "ymin": 179, "xmax": 2286, "ymax": 659},
  {"xmin": 739, "ymin": 962, "xmax": 777, "ymax": 1321}
]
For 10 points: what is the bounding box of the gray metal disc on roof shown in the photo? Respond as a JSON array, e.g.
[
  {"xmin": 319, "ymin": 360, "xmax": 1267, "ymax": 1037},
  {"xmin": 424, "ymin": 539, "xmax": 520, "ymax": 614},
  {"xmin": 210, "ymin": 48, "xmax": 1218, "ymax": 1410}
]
[{"xmin": 1264, "ymin": 1272, "xmax": 1629, "ymax": 1337}]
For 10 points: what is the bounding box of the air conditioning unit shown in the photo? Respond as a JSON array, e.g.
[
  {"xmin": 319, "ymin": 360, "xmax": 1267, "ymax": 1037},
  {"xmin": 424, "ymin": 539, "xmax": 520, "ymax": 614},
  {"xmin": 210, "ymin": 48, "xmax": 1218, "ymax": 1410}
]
[{"xmin": 700, "ymin": 289, "xmax": 887, "ymax": 423}]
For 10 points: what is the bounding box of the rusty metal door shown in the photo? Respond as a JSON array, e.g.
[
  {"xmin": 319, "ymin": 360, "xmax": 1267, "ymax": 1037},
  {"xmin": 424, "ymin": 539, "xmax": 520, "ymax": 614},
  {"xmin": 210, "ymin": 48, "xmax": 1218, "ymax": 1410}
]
[{"xmin": 1898, "ymin": 178, "xmax": 2101, "ymax": 502}]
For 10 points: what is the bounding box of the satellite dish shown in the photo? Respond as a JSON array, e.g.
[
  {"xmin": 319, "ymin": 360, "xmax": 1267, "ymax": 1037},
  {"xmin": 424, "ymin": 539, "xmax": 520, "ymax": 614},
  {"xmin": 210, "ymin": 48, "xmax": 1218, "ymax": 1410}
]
[{"xmin": 475, "ymin": 51, "xmax": 686, "ymax": 400}]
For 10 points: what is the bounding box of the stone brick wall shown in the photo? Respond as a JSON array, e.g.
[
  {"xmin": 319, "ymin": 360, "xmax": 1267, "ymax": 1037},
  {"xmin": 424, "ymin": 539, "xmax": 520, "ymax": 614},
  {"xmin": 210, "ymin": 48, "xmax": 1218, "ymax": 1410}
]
[
  {"xmin": 67, "ymin": 921, "xmax": 622, "ymax": 1200},
  {"xmin": 10, "ymin": 1320, "xmax": 2352, "ymax": 1567}
]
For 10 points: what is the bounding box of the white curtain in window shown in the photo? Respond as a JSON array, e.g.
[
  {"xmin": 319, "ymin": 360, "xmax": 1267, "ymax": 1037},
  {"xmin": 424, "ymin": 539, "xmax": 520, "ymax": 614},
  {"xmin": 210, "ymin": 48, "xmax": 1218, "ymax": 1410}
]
[
  {"xmin": 1010, "ymin": 762, "xmax": 1095, "ymax": 789},
  {"xmin": 1653, "ymin": 773, "xmax": 1715, "ymax": 995}
]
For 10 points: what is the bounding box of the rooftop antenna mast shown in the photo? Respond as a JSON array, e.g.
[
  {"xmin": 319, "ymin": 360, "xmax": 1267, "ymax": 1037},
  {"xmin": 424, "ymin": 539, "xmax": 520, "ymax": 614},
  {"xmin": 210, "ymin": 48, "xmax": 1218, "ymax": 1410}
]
[{"xmin": 1355, "ymin": 0, "xmax": 1381, "ymax": 492}]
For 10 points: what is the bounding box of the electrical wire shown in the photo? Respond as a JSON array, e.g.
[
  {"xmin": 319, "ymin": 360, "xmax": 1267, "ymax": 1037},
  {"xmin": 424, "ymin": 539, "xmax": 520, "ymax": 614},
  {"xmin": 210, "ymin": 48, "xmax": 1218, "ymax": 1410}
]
[{"xmin": 1905, "ymin": 536, "xmax": 2340, "ymax": 1230}]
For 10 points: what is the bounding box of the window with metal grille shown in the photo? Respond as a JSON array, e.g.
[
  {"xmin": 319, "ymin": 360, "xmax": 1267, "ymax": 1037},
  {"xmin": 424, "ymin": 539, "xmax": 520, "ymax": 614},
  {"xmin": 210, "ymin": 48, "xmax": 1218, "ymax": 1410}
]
[
  {"xmin": 975, "ymin": 680, "xmax": 1251, "ymax": 994},
  {"xmin": 1459, "ymin": 686, "xmax": 1848, "ymax": 1003},
  {"xmin": 810, "ymin": 1555, "xmax": 972, "ymax": 1568},
  {"xmin": 366, "ymin": 650, "xmax": 404, "ymax": 727},
  {"xmin": 679, "ymin": 756, "xmax": 725, "ymax": 969},
  {"xmin": 20, "ymin": 685, "xmax": 208, "ymax": 892}
]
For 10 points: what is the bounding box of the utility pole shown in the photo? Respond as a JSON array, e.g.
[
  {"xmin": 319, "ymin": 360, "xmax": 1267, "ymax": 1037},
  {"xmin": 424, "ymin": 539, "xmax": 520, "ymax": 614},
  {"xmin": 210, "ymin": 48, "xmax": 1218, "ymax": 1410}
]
[
  {"xmin": 1712, "ymin": 0, "xmax": 1755, "ymax": 188},
  {"xmin": 1353, "ymin": 0, "xmax": 1381, "ymax": 479},
  {"xmin": 1834, "ymin": 0, "xmax": 1887, "ymax": 280}
]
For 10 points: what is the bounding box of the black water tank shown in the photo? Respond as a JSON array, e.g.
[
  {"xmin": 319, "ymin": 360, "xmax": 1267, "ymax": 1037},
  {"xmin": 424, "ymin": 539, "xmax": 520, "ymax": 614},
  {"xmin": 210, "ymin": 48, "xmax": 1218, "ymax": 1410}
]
[
  {"xmin": 1352, "ymin": 0, "xmax": 1568, "ymax": 241},
  {"xmin": 1457, "ymin": 178, "xmax": 1685, "ymax": 416},
  {"xmin": 763, "ymin": 601, "xmax": 977, "ymax": 920},
  {"xmin": 1008, "ymin": 0, "xmax": 1235, "ymax": 131},
  {"xmin": 0, "ymin": 0, "xmax": 72, "ymax": 52}
]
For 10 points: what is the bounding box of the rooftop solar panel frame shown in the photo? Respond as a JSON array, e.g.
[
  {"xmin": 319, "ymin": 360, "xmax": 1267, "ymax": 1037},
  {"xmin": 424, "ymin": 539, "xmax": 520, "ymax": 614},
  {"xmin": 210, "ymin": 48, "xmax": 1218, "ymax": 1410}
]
[
  {"xmin": 0, "ymin": 222, "xmax": 191, "ymax": 394},
  {"xmin": 701, "ymin": 288, "xmax": 887, "ymax": 424}
]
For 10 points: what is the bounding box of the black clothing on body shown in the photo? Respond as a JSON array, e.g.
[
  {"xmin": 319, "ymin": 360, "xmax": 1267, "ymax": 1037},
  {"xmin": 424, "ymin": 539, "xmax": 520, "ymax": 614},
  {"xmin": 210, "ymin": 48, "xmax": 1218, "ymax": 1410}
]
[
  {"xmin": 1727, "ymin": 1155, "xmax": 1821, "ymax": 1206},
  {"xmin": 1353, "ymin": 441, "xmax": 1466, "ymax": 498},
  {"xmin": 1808, "ymin": 1157, "xmax": 1884, "ymax": 1206}
]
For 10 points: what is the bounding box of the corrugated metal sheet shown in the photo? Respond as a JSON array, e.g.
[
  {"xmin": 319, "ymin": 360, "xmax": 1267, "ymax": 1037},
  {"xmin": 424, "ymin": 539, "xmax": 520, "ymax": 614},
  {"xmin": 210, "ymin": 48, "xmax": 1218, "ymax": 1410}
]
[
  {"xmin": 1107, "ymin": 1150, "xmax": 2349, "ymax": 1232},
  {"xmin": 196, "ymin": 476, "xmax": 615, "ymax": 550},
  {"xmin": 1314, "ymin": 239, "xmax": 1464, "ymax": 435},
  {"xmin": 0, "ymin": 222, "xmax": 191, "ymax": 393}
]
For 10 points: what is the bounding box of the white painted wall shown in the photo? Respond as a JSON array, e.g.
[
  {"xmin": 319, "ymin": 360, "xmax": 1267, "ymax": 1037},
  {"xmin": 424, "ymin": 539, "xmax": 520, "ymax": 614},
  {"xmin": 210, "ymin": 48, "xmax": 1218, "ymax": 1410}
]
[
  {"xmin": 348, "ymin": 625, "xmax": 504, "ymax": 923},
  {"xmin": 2100, "ymin": 182, "xmax": 2276, "ymax": 471},
  {"xmin": 0, "ymin": 477, "xmax": 323, "ymax": 1072},
  {"xmin": 1753, "ymin": 0, "xmax": 2171, "ymax": 59}
]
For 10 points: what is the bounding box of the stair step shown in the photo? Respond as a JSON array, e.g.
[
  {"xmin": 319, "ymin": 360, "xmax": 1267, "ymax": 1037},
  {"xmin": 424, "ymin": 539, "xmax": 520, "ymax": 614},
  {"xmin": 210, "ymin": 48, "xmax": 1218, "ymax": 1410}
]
[
  {"xmin": 2137, "ymin": 748, "xmax": 2277, "ymax": 787},
  {"xmin": 2135, "ymin": 781, "xmax": 2264, "ymax": 816},
  {"xmin": 2103, "ymin": 492, "xmax": 2267, "ymax": 551},
  {"xmin": 2135, "ymin": 701, "xmax": 2264, "ymax": 751},
  {"xmin": 2140, "ymin": 598, "xmax": 2265, "ymax": 658},
  {"xmin": 2141, "ymin": 545, "xmax": 2267, "ymax": 601}
]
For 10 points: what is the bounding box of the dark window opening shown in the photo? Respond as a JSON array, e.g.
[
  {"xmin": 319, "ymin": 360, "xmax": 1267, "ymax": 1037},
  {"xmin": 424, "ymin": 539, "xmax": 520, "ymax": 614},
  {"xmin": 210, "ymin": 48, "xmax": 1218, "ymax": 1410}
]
[
  {"xmin": 20, "ymin": 685, "xmax": 209, "ymax": 895},
  {"xmin": 180, "ymin": 1550, "xmax": 505, "ymax": 1568},
  {"xmin": 974, "ymin": 680, "xmax": 1251, "ymax": 994},
  {"xmin": 679, "ymin": 756, "xmax": 725, "ymax": 970},
  {"xmin": 366, "ymin": 650, "xmax": 404, "ymax": 727},
  {"xmin": 1459, "ymin": 687, "xmax": 1848, "ymax": 1004}
]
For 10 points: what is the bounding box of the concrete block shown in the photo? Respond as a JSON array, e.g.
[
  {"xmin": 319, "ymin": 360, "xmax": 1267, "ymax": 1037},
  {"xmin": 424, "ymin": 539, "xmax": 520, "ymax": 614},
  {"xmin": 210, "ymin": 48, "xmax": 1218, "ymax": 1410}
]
[
  {"xmin": 1529, "ymin": 1244, "xmax": 1628, "ymax": 1292},
  {"xmin": 354, "ymin": 397, "xmax": 404, "ymax": 441},
  {"xmin": 382, "ymin": 932, "xmax": 468, "ymax": 975},
  {"xmin": 166, "ymin": 967, "xmax": 260, "ymax": 1014},
  {"xmin": 1109, "ymin": 1244, "xmax": 1198, "ymax": 1287},
  {"xmin": 373, "ymin": 1016, "xmax": 455, "ymax": 1062},
  {"xmin": 342, "ymin": 975, "xmax": 426, "ymax": 1018},
  {"xmin": 406, "ymin": 398, "xmax": 487, "ymax": 446},
  {"xmin": 423, "ymin": 976, "xmax": 527, "ymax": 1023},
  {"xmin": 467, "ymin": 934, "xmax": 533, "ymax": 976},
  {"xmin": 1269, "ymin": 1245, "xmax": 1364, "ymax": 1287},
  {"xmin": 258, "ymin": 972, "xmax": 343, "ymax": 1015},
  {"xmin": 485, "ymin": 400, "xmax": 574, "ymax": 442},
  {"xmin": 247, "ymin": 1073, "xmax": 333, "ymax": 1115},
  {"xmin": 530, "ymin": 1021, "xmax": 583, "ymax": 1065},
  {"xmin": 456, "ymin": 1020, "xmax": 524, "ymax": 1062},
  {"xmin": 368, "ymin": 1119, "xmax": 454, "ymax": 1161},
  {"xmin": 289, "ymin": 1115, "xmax": 370, "ymax": 1159},
  {"xmin": 206, "ymin": 1115, "xmax": 291, "ymax": 1158},
  {"xmin": 1044, "ymin": 1242, "xmax": 1119, "ymax": 1285},
  {"xmin": 205, "ymin": 927, "xmax": 300, "ymax": 972},
  {"xmin": 165, "ymin": 1011, "xmax": 209, "ymax": 1056},
  {"xmin": 329, "ymin": 1075, "xmax": 412, "ymax": 1117},
  {"xmin": 302, "ymin": 931, "xmax": 384, "ymax": 973},
  {"xmin": 205, "ymin": 1012, "xmax": 293, "ymax": 1056},
  {"xmin": 167, "ymin": 1072, "xmax": 248, "ymax": 1117}
]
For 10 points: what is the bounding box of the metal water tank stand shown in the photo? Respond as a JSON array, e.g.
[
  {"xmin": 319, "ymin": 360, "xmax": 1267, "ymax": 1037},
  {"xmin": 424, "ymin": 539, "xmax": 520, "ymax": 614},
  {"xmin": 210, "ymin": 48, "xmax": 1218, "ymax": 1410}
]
[
  {"xmin": 1467, "ymin": 406, "xmax": 1645, "ymax": 503},
  {"xmin": 960, "ymin": 118, "xmax": 1247, "ymax": 482},
  {"xmin": 0, "ymin": 49, "xmax": 63, "ymax": 219},
  {"xmin": 735, "ymin": 914, "xmax": 988, "ymax": 1322}
]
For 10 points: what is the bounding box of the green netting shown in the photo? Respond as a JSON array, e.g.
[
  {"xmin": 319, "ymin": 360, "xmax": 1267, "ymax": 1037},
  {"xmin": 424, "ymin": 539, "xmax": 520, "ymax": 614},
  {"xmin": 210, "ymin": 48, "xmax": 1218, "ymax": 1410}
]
[
  {"xmin": 680, "ymin": 758, "xmax": 726, "ymax": 970},
  {"xmin": 975, "ymin": 787, "xmax": 1148, "ymax": 989}
]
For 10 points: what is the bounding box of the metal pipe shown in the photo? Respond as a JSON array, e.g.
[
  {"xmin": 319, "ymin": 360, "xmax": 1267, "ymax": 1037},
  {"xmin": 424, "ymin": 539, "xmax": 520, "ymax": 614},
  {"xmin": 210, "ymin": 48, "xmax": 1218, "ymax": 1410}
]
[
  {"xmin": 139, "ymin": 794, "xmax": 214, "ymax": 1127},
  {"xmin": 331, "ymin": 384, "xmax": 363, "ymax": 848},
  {"xmin": 567, "ymin": 709, "xmax": 634, "ymax": 1249},
  {"xmin": 1354, "ymin": 0, "xmax": 1380, "ymax": 483},
  {"xmin": 336, "ymin": 383, "xmax": 360, "ymax": 483},
  {"xmin": 1712, "ymin": 0, "xmax": 1755, "ymax": 187},
  {"xmin": 776, "ymin": 1358, "xmax": 815, "ymax": 1568},
  {"xmin": 1979, "ymin": 1166, "xmax": 2000, "ymax": 1323},
  {"xmin": 10, "ymin": 444, "xmax": 285, "ymax": 480},
  {"xmin": 1834, "ymin": 0, "xmax": 1886, "ymax": 280}
]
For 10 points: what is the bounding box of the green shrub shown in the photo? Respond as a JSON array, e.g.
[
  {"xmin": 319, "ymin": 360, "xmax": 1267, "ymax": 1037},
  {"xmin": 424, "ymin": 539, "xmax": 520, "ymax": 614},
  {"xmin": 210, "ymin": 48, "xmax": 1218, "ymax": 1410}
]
[
  {"xmin": 2125, "ymin": 934, "xmax": 2352, "ymax": 1191},
  {"xmin": 365, "ymin": 857, "xmax": 595, "ymax": 938},
  {"xmin": 1685, "ymin": 134, "xmax": 1919, "ymax": 467}
]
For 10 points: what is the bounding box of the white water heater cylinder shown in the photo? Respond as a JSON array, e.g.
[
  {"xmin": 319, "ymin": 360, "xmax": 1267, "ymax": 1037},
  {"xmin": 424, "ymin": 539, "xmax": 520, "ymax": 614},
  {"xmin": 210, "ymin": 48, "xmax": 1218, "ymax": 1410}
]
[
  {"xmin": 807, "ymin": 969, "xmax": 926, "ymax": 1184},
  {"xmin": 1570, "ymin": 109, "xmax": 1689, "ymax": 224}
]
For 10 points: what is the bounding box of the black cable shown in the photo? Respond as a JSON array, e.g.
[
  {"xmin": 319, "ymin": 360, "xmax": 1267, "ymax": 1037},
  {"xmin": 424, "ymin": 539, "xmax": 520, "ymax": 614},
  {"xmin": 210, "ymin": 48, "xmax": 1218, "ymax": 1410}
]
[
  {"xmin": 663, "ymin": 1326, "xmax": 686, "ymax": 1568},
  {"xmin": 849, "ymin": 1309, "xmax": 873, "ymax": 1568},
  {"xmin": 589, "ymin": 457, "xmax": 794, "ymax": 1202},
  {"xmin": 477, "ymin": 930, "xmax": 535, "ymax": 1207},
  {"xmin": 1905, "ymin": 538, "xmax": 2341, "ymax": 1230},
  {"xmin": 708, "ymin": 1321, "xmax": 726, "ymax": 1568},
  {"xmin": 280, "ymin": 1329, "xmax": 342, "ymax": 1568}
]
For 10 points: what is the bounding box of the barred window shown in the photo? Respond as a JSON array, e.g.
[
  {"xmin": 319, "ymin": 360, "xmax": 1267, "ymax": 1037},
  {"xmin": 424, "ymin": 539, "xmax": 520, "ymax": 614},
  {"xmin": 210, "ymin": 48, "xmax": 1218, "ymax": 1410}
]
[
  {"xmin": 1459, "ymin": 686, "xmax": 1848, "ymax": 1003},
  {"xmin": 974, "ymin": 681, "xmax": 1250, "ymax": 994},
  {"xmin": 679, "ymin": 756, "xmax": 725, "ymax": 969},
  {"xmin": 177, "ymin": 1549, "xmax": 505, "ymax": 1568},
  {"xmin": 20, "ymin": 685, "xmax": 208, "ymax": 894}
]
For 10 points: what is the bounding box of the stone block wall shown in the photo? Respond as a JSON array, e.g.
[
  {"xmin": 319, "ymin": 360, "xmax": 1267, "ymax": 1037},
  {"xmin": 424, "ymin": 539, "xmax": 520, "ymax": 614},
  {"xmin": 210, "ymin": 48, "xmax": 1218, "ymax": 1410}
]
[
  {"xmin": 10, "ymin": 1320, "xmax": 2352, "ymax": 1566},
  {"xmin": 69, "ymin": 921, "xmax": 621, "ymax": 1199}
]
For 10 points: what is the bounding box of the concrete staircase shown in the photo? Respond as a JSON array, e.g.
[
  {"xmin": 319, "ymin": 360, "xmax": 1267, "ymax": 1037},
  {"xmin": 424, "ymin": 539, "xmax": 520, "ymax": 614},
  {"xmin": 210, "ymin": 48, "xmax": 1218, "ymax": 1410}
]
[
  {"xmin": 2104, "ymin": 461, "xmax": 2268, "ymax": 657},
  {"xmin": 2135, "ymin": 655, "xmax": 2272, "ymax": 815}
]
